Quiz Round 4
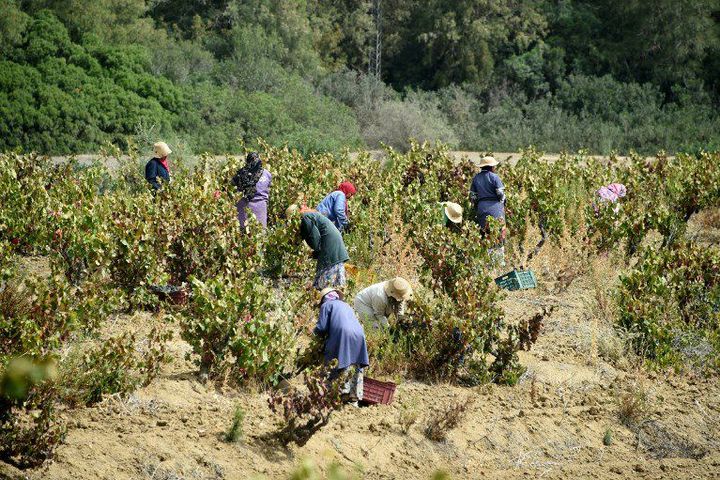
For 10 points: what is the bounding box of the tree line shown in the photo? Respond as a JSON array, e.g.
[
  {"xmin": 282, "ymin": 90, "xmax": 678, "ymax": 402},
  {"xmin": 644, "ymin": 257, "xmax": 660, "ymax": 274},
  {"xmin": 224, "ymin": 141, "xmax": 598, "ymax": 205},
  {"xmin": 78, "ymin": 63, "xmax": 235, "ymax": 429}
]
[{"xmin": 2, "ymin": 0, "xmax": 720, "ymax": 155}]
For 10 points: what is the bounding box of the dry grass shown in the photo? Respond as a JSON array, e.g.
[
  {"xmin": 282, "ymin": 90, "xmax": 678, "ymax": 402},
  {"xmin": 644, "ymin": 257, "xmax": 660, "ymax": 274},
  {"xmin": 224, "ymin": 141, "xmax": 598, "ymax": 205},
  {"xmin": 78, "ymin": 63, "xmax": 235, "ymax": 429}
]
[
  {"xmin": 694, "ymin": 208, "xmax": 720, "ymax": 230},
  {"xmin": 522, "ymin": 225, "xmax": 591, "ymax": 296},
  {"xmin": 375, "ymin": 207, "xmax": 423, "ymax": 285},
  {"xmin": 424, "ymin": 396, "xmax": 475, "ymax": 442},
  {"xmin": 616, "ymin": 376, "xmax": 652, "ymax": 427},
  {"xmin": 398, "ymin": 403, "xmax": 419, "ymax": 434}
]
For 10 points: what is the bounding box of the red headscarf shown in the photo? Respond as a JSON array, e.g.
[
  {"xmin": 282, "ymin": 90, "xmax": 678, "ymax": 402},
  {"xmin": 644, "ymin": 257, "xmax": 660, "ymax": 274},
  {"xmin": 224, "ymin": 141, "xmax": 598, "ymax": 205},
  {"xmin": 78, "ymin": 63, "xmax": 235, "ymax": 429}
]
[
  {"xmin": 158, "ymin": 156, "xmax": 170, "ymax": 172},
  {"xmin": 336, "ymin": 181, "xmax": 356, "ymax": 217}
]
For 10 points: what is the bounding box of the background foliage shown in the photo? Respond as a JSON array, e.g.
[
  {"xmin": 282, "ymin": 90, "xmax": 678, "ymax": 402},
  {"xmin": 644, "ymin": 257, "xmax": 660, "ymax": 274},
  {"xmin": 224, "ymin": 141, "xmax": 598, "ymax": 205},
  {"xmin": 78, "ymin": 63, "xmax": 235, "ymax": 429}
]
[{"xmin": 2, "ymin": 0, "xmax": 720, "ymax": 154}]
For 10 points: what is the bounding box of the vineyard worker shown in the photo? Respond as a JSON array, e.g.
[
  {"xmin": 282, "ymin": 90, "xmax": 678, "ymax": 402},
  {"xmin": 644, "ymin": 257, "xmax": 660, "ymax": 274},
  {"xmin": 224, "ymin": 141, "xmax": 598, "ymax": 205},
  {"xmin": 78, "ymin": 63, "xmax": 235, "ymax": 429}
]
[
  {"xmin": 314, "ymin": 287, "xmax": 369, "ymax": 406},
  {"xmin": 316, "ymin": 182, "xmax": 357, "ymax": 233},
  {"xmin": 469, "ymin": 156, "xmax": 506, "ymax": 230},
  {"xmin": 439, "ymin": 201, "xmax": 463, "ymax": 230},
  {"xmin": 286, "ymin": 204, "xmax": 350, "ymax": 290},
  {"xmin": 145, "ymin": 142, "xmax": 172, "ymax": 191},
  {"xmin": 233, "ymin": 152, "xmax": 272, "ymax": 229},
  {"xmin": 354, "ymin": 277, "xmax": 413, "ymax": 329}
]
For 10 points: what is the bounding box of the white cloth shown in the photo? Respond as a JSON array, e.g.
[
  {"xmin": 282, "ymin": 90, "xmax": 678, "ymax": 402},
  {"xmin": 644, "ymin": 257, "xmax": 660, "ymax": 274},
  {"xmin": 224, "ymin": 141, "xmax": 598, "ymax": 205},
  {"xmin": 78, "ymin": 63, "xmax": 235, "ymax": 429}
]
[{"xmin": 354, "ymin": 282, "xmax": 404, "ymax": 328}]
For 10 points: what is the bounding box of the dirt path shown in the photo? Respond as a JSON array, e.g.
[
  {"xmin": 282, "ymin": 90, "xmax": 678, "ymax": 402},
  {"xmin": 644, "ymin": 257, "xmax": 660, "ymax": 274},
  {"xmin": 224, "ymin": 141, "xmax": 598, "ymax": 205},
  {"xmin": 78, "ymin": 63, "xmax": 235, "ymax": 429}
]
[{"xmin": 10, "ymin": 270, "xmax": 717, "ymax": 480}]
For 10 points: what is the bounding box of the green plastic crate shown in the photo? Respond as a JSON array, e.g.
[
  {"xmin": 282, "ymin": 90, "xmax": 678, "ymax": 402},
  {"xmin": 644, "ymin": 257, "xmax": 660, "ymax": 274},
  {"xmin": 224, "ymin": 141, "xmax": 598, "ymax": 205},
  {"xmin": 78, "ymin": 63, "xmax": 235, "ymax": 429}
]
[{"xmin": 494, "ymin": 269, "xmax": 537, "ymax": 291}]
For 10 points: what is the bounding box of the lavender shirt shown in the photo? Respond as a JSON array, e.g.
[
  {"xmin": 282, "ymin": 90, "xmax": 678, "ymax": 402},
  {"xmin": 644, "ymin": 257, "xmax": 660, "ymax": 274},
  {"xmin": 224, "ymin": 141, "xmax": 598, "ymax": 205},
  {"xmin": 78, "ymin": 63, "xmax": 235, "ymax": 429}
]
[{"xmin": 237, "ymin": 169, "xmax": 271, "ymax": 228}]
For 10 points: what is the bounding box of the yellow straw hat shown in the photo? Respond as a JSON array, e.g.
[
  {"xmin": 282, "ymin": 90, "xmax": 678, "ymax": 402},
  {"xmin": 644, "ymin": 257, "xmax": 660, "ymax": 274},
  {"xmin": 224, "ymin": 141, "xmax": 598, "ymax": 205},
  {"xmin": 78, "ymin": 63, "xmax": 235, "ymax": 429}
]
[
  {"xmin": 317, "ymin": 287, "xmax": 342, "ymax": 305},
  {"xmin": 153, "ymin": 142, "xmax": 172, "ymax": 158},
  {"xmin": 476, "ymin": 156, "xmax": 498, "ymax": 168},
  {"xmin": 442, "ymin": 202, "xmax": 463, "ymax": 224},
  {"xmin": 384, "ymin": 277, "xmax": 413, "ymax": 301}
]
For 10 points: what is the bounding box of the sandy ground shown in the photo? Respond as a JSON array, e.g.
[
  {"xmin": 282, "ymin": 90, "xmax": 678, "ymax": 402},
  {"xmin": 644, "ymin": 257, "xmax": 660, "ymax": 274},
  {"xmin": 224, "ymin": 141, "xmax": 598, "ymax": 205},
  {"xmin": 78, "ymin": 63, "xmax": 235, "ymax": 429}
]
[{"xmin": 3, "ymin": 261, "xmax": 718, "ymax": 480}]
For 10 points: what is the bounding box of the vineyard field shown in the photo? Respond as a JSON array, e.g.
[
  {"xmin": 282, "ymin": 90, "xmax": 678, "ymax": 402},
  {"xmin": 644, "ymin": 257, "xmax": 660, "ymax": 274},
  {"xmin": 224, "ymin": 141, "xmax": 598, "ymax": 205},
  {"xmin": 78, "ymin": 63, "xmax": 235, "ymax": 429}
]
[{"xmin": 1, "ymin": 145, "xmax": 719, "ymax": 479}]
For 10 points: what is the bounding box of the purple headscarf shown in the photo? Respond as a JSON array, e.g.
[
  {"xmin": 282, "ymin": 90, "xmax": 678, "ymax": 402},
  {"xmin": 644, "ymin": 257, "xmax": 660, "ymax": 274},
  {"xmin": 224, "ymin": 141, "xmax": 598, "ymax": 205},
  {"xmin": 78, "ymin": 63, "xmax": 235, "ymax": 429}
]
[
  {"xmin": 321, "ymin": 290, "xmax": 341, "ymax": 304},
  {"xmin": 597, "ymin": 183, "xmax": 627, "ymax": 203}
]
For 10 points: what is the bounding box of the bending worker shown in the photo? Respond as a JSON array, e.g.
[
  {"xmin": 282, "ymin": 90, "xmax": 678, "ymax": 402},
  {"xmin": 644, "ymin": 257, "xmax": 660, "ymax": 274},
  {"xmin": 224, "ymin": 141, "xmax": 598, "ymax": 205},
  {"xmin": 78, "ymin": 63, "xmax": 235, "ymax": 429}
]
[
  {"xmin": 233, "ymin": 152, "xmax": 272, "ymax": 229},
  {"xmin": 440, "ymin": 201, "xmax": 463, "ymax": 230},
  {"xmin": 287, "ymin": 204, "xmax": 350, "ymax": 290},
  {"xmin": 314, "ymin": 287, "xmax": 369, "ymax": 407},
  {"xmin": 316, "ymin": 182, "xmax": 357, "ymax": 233},
  {"xmin": 354, "ymin": 277, "xmax": 414, "ymax": 328}
]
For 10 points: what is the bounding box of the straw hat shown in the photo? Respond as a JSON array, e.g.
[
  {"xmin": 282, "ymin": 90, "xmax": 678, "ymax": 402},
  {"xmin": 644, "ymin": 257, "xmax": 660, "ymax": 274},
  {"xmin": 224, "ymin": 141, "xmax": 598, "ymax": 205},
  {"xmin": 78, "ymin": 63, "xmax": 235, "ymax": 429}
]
[
  {"xmin": 153, "ymin": 142, "xmax": 172, "ymax": 158},
  {"xmin": 384, "ymin": 277, "xmax": 413, "ymax": 301},
  {"xmin": 476, "ymin": 156, "xmax": 498, "ymax": 168},
  {"xmin": 317, "ymin": 287, "xmax": 342, "ymax": 305},
  {"xmin": 442, "ymin": 202, "xmax": 463, "ymax": 224}
]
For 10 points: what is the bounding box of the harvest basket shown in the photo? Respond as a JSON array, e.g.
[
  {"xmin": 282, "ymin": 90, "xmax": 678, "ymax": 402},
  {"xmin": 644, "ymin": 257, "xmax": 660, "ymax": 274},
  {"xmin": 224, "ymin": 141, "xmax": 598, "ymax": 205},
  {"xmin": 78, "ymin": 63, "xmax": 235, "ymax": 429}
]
[
  {"xmin": 494, "ymin": 269, "xmax": 537, "ymax": 291},
  {"xmin": 361, "ymin": 377, "xmax": 396, "ymax": 406}
]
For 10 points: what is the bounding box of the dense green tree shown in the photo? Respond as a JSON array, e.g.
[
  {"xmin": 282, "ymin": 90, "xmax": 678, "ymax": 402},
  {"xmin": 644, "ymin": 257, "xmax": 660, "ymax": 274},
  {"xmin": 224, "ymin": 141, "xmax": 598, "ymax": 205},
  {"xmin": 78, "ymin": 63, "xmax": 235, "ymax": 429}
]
[
  {"xmin": 381, "ymin": 0, "xmax": 547, "ymax": 89},
  {"xmin": 548, "ymin": 0, "xmax": 720, "ymax": 91}
]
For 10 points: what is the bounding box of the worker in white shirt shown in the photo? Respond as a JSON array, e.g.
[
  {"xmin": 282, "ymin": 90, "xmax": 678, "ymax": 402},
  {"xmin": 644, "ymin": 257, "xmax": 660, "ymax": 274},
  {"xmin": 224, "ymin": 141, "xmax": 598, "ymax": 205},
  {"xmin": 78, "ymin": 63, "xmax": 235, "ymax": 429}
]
[{"xmin": 353, "ymin": 277, "xmax": 414, "ymax": 329}]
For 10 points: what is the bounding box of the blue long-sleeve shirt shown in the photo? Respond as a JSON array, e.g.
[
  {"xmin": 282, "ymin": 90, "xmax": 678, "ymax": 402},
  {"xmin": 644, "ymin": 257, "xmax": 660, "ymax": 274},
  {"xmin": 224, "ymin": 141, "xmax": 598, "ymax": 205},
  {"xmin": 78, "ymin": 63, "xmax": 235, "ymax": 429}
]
[
  {"xmin": 470, "ymin": 171, "xmax": 505, "ymax": 228},
  {"xmin": 316, "ymin": 191, "xmax": 349, "ymax": 232},
  {"xmin": 314, "ymin": 299, "xmax": 369, "ymax": 371},
  {"xmin": 145, "ymin": 158, "xmax": 170, "ymax": 191}
]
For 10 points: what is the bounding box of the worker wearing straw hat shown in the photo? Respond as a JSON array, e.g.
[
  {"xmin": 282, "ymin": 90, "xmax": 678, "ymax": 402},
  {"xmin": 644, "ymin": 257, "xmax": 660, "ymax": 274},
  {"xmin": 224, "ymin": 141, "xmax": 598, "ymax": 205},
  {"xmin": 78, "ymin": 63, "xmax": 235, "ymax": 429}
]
[
  {"xmin": 145, "ymin": 141, "xmax": 172, "ymax": 191},
  {"xmin": 439, "ymin": 201, "xmax": 463, "ymax": 231},
  {"xmin": 470, "ymin": 156, "xmax": 505, "ymax": 229},
  {"xmin": 470, "ymin": 156, "xmax": 507, "ymax": 266},
  {"xmin": 313, "ymin": 287, "xmax": 369, "ymax": 406},
  {"xmin": 354, "ymin": 277, "xmax": 414, "ymax": 329}
]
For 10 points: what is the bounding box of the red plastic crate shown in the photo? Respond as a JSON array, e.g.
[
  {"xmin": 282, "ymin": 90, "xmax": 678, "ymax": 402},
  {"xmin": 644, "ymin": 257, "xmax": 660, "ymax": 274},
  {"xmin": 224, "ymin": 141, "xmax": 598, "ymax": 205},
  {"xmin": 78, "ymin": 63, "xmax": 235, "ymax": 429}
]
[{"xmin": 361, "ymin": 377, "xmax": 396, "ymax": 405}]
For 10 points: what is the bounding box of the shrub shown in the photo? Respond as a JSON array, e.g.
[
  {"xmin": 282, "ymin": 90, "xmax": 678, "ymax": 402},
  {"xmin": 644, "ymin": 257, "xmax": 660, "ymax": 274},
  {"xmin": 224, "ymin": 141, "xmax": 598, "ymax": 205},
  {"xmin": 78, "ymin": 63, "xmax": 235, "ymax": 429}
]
[
  {"xmin": 180, "ymin": 275, "xmax": 293, "ymax": 384},
  {"xmin": 60, "ymin": 328, "xmax": 171, "ymax": 407},
  {"xmin": 224, "ymin": 404, "xmax": 245, "ymax": 443},
  {"xmin": 267, "ymin": 364, "xmax": 342, "ymax": 446},
  {"xmin": 0, "ymin": 358, "xmax": 65, "ymax": 469},
  {"xmin": 424, "ymin": 396, "xmax": 475, "ymax": 442},
  {"xmin": 617, "ymin": 242, "xmax": 720, "ymax": 370}
]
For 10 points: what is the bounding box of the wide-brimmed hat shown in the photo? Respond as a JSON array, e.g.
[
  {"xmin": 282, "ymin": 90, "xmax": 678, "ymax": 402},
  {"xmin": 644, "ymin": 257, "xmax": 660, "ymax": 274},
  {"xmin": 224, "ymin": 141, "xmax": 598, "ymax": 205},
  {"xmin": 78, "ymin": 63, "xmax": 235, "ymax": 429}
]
[
  {"xmin": 384, "ymin": 277, "xmax": 413, "ymax": 301},
  {"xmin": 153, "ymin": 142, "xmax": 172, "ymax": 158},
  {"xmin": 442, "ymin": 202, "xmax": 463, "ymax": 224},
  {"xmin": 476, "ymin": 156, "xmax": 498, "ymax": 168}
]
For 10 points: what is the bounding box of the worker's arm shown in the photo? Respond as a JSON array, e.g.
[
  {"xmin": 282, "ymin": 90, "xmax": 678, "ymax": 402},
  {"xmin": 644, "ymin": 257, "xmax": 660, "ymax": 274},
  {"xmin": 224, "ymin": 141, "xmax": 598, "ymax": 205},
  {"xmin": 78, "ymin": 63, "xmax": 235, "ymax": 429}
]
[
  {"xmin": 494, "ymin": 175, "xmax": 506, "ymax": 204},
  {"xmin": 334, "ymin": 194, "xmax": 349, "ymax": 230},
  {"xmin": 145, "ymin": 160, "xmax": 161, "ymax": 190},
  {"xmin": 469, "ymin": 177, "xmax": 479, "ymax": 206},
  {"xmin": 313, "ymin": 304, "xmax": 330, "ymax": 336},
  {"xmin": 371, "ymin": 294, "xmax": 390, "ymax": 327}
]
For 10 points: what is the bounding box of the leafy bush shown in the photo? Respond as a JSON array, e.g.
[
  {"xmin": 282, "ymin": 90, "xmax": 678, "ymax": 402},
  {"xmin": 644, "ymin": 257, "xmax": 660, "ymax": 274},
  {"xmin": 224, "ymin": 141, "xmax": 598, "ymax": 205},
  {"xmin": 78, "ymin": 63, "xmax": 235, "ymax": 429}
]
[
  {"xmin": 180, "ymin": 275, "xmax": 294, "ymax": 384},
  {"xmin": 267, "ymin": 364, "xmax": 342, "ymax": 445},
  {"xmin": 0, "ymin": 358, "xmax": 64, "ymax": 469},
  {"xmin": 617, "ymin": 242, "xmax": 720, "ymax": 370}
]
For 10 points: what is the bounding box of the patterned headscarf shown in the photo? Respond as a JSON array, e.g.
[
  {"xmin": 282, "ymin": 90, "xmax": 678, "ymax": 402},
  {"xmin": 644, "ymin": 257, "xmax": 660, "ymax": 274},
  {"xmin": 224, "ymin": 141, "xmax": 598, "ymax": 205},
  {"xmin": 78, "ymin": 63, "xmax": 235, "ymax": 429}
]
[
  {"xmin": 233, "ymin": 152, "xmax": 263, "ymax": 199},
  {"xmin": 336, "ymin": 182, "xmax": 356, "ymax": 217},
  {"xmin": 597, "ymin": 183, "xmax": 627, "ymax": 203},
  {"xmin": 607, "ymin": 183, "xmax": 627, "ymax": 198}
]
